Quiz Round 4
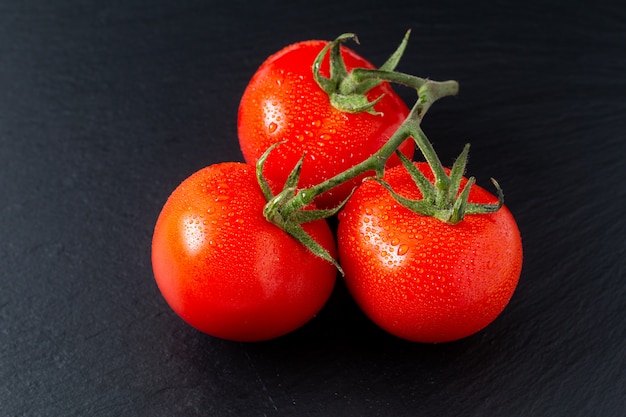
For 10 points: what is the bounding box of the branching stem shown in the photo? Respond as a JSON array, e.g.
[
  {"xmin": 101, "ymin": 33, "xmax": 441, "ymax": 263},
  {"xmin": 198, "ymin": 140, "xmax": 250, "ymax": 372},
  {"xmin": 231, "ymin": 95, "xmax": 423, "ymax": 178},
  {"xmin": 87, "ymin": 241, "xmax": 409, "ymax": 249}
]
[{"xmin": 255, "ymin": 32, "xmax": 503, "ymax": 271}]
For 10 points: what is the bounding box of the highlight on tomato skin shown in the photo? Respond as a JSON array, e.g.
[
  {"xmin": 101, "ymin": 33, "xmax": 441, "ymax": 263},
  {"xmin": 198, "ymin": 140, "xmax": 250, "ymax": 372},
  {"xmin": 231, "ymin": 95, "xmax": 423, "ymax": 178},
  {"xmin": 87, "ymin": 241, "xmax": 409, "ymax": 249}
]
[
  {"xmin": 151, "ymin": 162, "xmax": 338, "ymax": 342},
  {"xmin": 337, "ymin": 162, "xmax": 523, "ymax": 343},
  {"xmin": 237, "ymin": 39, "xmax": 414, "ymax": 209}
]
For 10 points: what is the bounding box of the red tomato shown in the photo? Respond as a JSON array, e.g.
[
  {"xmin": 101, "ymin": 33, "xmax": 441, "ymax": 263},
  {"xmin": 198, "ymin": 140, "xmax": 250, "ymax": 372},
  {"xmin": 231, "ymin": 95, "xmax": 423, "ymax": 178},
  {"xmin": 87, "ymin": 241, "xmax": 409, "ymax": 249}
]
[
  {"xmin": 151, "ymin": 162, "xmax": 337, "ymax": 342},
  {"xmin": 337, "ymin": 162, "xmax": 523, "ymax": 343},
  {"xmin": 237, "ymin": 40, "xmax": 414, "ymax": 209}
]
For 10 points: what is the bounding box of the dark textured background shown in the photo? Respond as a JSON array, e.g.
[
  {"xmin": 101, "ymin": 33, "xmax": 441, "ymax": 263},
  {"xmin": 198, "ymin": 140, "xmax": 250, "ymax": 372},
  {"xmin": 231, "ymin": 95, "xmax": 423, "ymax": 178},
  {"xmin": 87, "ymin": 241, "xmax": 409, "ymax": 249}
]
[{"xmin": 1, "ymin": 0, "xmax": 624, "ymax": 416}]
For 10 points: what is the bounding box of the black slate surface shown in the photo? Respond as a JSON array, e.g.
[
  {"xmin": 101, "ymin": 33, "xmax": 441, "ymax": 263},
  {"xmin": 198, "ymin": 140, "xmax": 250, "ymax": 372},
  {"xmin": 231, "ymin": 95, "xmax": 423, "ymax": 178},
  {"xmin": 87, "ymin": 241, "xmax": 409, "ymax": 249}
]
[{"xmin": 1, "ymin": 0, "xmax": 624, "ymax": 416}]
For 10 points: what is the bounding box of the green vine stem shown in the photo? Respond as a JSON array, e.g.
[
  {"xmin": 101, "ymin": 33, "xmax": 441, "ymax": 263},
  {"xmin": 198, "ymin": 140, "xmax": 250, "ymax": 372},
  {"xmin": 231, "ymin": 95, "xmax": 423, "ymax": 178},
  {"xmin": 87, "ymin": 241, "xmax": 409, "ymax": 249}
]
[
  {"xmin": 256, "ymin": 32, "xmax": 503, "ymax": 270},
  {"xmin": 279, "ymin": 79, "xmax": 458, "ymax": 210}
]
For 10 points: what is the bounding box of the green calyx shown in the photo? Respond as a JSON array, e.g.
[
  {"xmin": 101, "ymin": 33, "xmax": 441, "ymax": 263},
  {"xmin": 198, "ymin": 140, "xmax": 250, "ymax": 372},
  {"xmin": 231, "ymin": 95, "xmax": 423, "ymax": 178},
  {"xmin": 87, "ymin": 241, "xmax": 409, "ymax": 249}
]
[
  {"xmin": 255, "ymin": 31, "xmax": 504, "ymax": 271},
  {"xmin": 313, "ymin": 30, "xmax": 411, "ymax": 114},
  {"xmin": 371, "ymin": 144, "xmax": 504, "ymax": 225},
  {"xmin": 256, "ymin": 143, "xmax": 347, "ymax": 274}
]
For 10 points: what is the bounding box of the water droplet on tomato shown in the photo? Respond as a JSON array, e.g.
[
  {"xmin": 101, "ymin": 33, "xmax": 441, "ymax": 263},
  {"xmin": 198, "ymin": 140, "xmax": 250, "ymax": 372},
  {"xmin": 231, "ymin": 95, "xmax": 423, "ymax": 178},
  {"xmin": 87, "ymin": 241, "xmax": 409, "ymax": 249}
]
[
  {"xmin": 397, "ymin": 244, "xmax": 409, "ymax": 256},
  {"xmin": 215, "ymin": 195, "xmax": 229, "ymax": 202},
  {"xmin": 268, "ymin": 122, "xmax": 278, "ymax": 133}
]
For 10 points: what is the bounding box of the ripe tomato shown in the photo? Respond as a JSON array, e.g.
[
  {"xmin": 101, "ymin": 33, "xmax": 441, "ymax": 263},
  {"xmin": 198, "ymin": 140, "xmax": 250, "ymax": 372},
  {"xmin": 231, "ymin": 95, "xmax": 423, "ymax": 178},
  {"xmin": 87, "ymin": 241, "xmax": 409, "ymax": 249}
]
[
  {"xmin": 237, "ymin": 40, "xmax": 414, "ymax": 209},
  {"xmin": 151, "ymin": 162, "xmax": 337, "ymax": 342},
  {"xmin": 337, "ymin": 162, "xmax": 523, "ymax": 343}
]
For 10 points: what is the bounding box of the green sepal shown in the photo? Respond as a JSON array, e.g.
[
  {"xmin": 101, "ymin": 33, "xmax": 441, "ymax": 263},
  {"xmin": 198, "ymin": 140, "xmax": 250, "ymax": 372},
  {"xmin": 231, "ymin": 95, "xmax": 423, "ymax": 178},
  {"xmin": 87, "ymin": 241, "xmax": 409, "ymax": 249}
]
[
  {"xmin": 466, "ymin": 178, "xmax": 504, "ymax": 214},
  {"xmin": 330, "ymin": 93, "xmax": 385, "ymax": 115},
  {"xmin": 354, "ymin": 29, "xmax": 411, "ymax": 94},
  {"xmin": 368, "ymin": 177, "xmax": 436, "ymax": 217},
  {"xmin": 292, "ymin": 186, "xmax": 355, "ymax": 224},
  {"xmin": 285, "ymin": 153, "xmax": 306, "ymax": 189},
  {"xmin": 448, "ymin": 143, "xmax": 470, "ymax": 203},
  {"xmin": 448, "ymin": 176, "xmax": 474, "ymax": 224},
  {"xmin": 256, "ymin": 141, "xmax": 286, "ymax": 202},
  {"xmin": 284, "ymin": 223, "xmax": 343, "ymax": 275},
  {"xmin": 328, "ymin": 33, "xmax": 353, "ymax": 82},
  {"xmin": 312, "ymin": 33, "xmax": 356, "ymax": 94},
  {"xmin": 395, "ymin": 149, "xmax": 436, "ymax": 204}
]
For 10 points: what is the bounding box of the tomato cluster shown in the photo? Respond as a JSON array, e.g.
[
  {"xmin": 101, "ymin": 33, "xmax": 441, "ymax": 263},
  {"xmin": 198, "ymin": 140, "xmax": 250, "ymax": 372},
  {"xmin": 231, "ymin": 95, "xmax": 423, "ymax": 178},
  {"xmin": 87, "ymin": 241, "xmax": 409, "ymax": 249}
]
[{"xmin": 152, "ymin": 34, "xmax": 523, "ymax": 343}]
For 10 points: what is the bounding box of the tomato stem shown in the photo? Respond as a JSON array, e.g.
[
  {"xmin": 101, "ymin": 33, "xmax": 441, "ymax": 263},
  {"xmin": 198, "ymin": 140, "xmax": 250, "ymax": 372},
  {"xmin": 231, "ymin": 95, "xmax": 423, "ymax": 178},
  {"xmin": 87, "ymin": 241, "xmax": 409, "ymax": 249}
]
[
  {"xmin": 257, "ymin": 31, "xmax": 504, "ymax": 270},
  {"xmin": 288, "ymin": 78, "xmax": 458, "ymax": 208}
]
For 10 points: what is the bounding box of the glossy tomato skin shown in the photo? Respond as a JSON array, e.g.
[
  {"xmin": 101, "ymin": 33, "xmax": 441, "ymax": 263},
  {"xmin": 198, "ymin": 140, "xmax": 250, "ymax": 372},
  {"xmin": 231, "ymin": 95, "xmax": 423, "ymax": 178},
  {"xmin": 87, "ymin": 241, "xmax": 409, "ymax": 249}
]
[
  {"xmin": 152, "ymin": 162, "xmax": 337, "ymax": 342},
  {"xmin": 337, "ymin": 163, "xmax": 523, "ymax": 343},
  {"xmin": 238, "ymin": 40, "xmax": 414, "ymax": 209}
]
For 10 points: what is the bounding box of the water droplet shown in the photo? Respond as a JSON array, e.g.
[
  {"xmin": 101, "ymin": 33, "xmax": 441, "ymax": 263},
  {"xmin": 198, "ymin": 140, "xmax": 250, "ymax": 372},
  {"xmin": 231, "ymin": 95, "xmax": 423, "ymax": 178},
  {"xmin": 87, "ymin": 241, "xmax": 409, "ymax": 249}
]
[
  {"xmin": 390, "ymin": 237, "xmax": 400, "ymax": 246},
  {"xmin": 397, "ymin": 244, "xmax": 409, "ymax": 256},
  {"xmin": 215, "ymin": 195, "xmax": 229, "ymax": 202},
  {"xmin": 268, "ymin": 122, "xmax": 278, "ymax": 133}
]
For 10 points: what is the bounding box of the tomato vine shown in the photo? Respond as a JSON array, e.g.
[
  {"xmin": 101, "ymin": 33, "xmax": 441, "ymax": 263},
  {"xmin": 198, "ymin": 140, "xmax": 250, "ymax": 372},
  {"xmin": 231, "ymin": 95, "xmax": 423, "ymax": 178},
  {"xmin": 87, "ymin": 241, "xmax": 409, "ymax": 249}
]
[
  {"xmin": 152, "ymin": 30, "xmax": 523, "ymax": 342},
  {"xmin": 256, "ymin": 32, "xmax": 504, "ymax": 270}
]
